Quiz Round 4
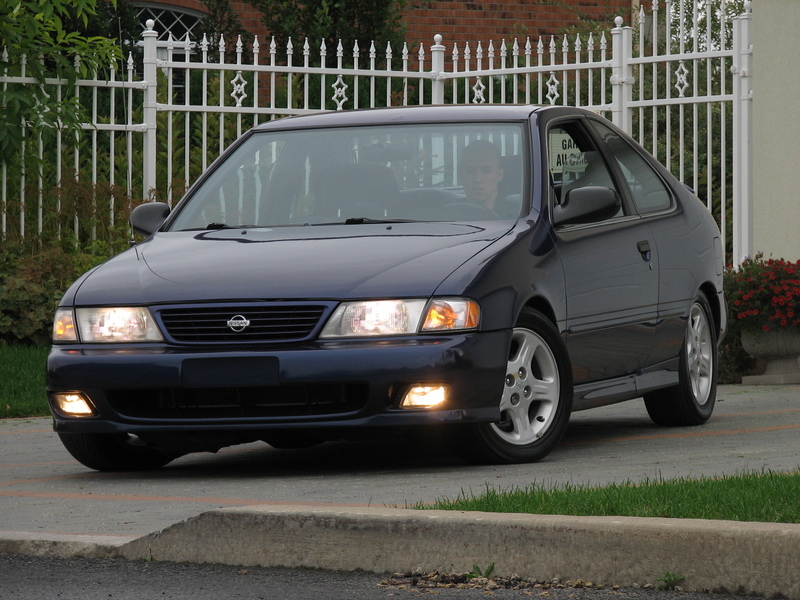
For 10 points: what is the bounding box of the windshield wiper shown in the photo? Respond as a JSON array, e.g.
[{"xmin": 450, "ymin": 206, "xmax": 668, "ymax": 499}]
[
  {"xmin": 201, "ymin": 219, "xmax": 416, "ymax": 230},
  {"xmin": 342, "ymin": 217, "xmax": 418, "ymax": 225},
  {"xmin": 204, "ymin": 223, "xmax": 261, "ymax": 230}
]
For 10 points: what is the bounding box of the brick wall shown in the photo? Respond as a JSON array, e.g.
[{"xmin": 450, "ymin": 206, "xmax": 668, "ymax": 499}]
[
  {"xmin": 202, "ymin": 0, "xmax": 633, "ymax": 50},
  {"xmin": 229, "ymin": 1, "xmax": 264, "ymax": 37},
  {"xmin": 403, "ymin": 1, "xmax": 632, "ymax": 49}
]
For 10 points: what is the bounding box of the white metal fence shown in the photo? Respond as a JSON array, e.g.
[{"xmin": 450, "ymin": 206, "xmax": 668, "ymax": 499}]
[{"xmin": 0, "ymin": 0, "xmax": 753, "ymax": 263}]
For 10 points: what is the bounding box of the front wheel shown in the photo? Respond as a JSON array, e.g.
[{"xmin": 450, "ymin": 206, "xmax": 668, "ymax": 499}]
[
  {"xmin": 58, "ymin": 432, "xmax": 175, "ymax": 472},
  {"xmin": 643, "ymin": 293, "xmax": 718, "ymax": 426},
  {"xmin": 458, "ymin": 308, "xmax": 573, "ymax": 464}
]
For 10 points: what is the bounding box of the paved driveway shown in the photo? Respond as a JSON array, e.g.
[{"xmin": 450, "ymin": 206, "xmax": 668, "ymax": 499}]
[{"xmin": 2, "ymin": 384, "xmax": 799, "ymax": 540}]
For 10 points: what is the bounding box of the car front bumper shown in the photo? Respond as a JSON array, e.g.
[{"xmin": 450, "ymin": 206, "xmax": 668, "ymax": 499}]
[{"xmin": 47, "ymin": 330, "xmax": 510, "ymax": 435}]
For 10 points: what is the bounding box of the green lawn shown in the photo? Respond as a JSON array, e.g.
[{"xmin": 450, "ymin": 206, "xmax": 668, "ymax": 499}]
[
  {"xmin": 0, "ymin": 344, "xmax": 50, "ymax": 418},
  {"xmin": 412, "ymin": 471, "xmax": 800, "ymax": 523}
]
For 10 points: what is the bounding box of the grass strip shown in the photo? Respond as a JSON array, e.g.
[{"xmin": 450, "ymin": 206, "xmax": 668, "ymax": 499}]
[
  {"xmin": 0, "ymin": 344, "xmax": 50, "ymax": 418},
  {"xmin": 414, "ymin": 470, "xmax": 800, "ymax": 524}
]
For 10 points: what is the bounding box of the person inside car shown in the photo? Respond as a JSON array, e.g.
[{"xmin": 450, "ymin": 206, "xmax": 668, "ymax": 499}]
[{"xmin": 459, "ymin": 140, "xmax": 505, "ymax": 211}]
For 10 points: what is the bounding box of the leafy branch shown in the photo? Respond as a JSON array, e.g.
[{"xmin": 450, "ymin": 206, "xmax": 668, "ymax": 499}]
[{"xmin": 0, "ymin": 0, "xmax": 123, "ymax": 161}]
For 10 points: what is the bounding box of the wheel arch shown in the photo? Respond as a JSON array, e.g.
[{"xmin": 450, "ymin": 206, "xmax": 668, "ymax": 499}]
[
  {"xmin": 520, "ymin": 295, "xmax": 558, "ymax": 329},
  {"xmin": 698, "ymin": 281, "xmax": 724, "ymax": 339}
]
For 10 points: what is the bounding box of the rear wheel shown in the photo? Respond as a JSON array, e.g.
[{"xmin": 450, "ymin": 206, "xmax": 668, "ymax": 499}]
[
  {"xmin": 458, "ymin": 308, "xmax": 573, "ymax": 464},
  {"xmin": 58, "ymin": 432, "xmax": 175, "ymax": 472},
  {"xmin": 644, "ymin": 294, "xmax": 717, "ymax": 426}
]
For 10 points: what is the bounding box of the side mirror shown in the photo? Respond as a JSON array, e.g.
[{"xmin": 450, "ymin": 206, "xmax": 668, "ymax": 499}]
[
  {"xmin": 552, "ymin": 186, "xmax": 620, "ymax": 226},
  {"xmin": 130, "ymin": 202, "xmax": 171, "ymax": 236}
]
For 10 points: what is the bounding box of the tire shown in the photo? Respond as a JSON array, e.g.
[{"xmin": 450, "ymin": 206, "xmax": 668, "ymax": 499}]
[
  {"xmin": 458, "ymin": 308, "xmax": 573, "ymax": 464},
  {"xmin": 643, "ymin": 293, "xmax": 718, "ymax": 426},
  {"xmin": 58, "ymin": 432, "xmax": 175, "ymax": 472}
]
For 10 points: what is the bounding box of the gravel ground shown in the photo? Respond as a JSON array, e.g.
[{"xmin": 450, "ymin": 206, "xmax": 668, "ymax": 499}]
[{"xmin": 0, "ymin": 553, "xmax": 763, "ymax": 600}]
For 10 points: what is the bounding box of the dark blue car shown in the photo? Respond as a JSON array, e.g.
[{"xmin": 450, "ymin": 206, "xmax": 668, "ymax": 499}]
[{"xmin": 47, "ymin": 105, "xmax": 726, "ymax": 471}]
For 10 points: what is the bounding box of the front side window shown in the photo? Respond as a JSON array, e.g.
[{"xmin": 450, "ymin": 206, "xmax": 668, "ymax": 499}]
[
  {"xmin": 548, "ymin": 121, "xmax": 624, "ymax": 224},
  {"xmin": 168, "ymin": 123, "xmax": 527, "ymax": 231}
]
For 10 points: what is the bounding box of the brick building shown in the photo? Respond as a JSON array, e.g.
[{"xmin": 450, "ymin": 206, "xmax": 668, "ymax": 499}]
[
  {"xmin": 402, "ymin": 1, "xmax": 634, "ymax": 48},
  {"xmin": 138, "ymin": 1, "xmax": 635, "ymax": 52}
]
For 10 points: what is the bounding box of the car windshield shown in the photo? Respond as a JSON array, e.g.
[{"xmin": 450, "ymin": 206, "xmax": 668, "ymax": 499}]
[{"xmin": 168, "ymin": 122, "xmax": 527, "ymax": 231}]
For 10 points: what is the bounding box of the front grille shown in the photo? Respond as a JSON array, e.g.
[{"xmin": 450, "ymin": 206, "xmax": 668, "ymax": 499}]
[
  {"xmin": 157, "ymin": 303, "xmax": 328, "ymax": 343},
  {"xmin": 106, "ymin": 384, "xmax": 368, "ymax": 419}
]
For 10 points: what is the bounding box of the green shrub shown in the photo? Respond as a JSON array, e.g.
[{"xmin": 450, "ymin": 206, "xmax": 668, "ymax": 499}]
[
  {"xmin": 0, "ymin": 245, "xmax": 91, "ymax": 346},
  {"xmin": 0, "ymin": 180, "xmax": 142, "ymax": 346},
  {"xmin": 0, "ymin": 239, "xmax": 140, "ymax": 346}
]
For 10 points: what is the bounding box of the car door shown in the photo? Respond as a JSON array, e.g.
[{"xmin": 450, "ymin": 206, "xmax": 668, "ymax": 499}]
[
  {"xmin": 547, "ymin": 118, "xmax": 658, "ymax": 384},
  {"xmin": 585, "ymin": 117, "xmax": 686, "ymax": 368}
]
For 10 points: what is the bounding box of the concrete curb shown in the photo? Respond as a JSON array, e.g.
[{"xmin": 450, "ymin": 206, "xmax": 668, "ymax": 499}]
[
  {"xmin": 3, "ymin": 506, "xmax": 799, "ymax": 599},
  {"xmin": 0, "ymin": 531, "xmax": 137, "ymax": 559}
]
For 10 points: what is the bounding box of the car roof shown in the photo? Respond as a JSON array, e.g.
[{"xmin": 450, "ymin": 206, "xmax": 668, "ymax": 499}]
[{"xmin": 251, "ymin": 104, "xmax": 581, "ymax": 132}]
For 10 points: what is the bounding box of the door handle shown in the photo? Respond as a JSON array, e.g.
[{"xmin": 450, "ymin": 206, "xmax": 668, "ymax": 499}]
[{"xmin": 637, "ymin": 240, "xmax": 652, "ymax": 262}]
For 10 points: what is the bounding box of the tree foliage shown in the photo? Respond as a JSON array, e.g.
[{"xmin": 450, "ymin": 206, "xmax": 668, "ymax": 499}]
[
  {"xmin": 197, "ymin": 0, "xmax": 250, "ymax": 49},
  {"xmin": 247, "ymin": 0, "xmax": 410, "ymax": 59},
  {"xmin": 0, "ymin": 0, "xmax": 123, "ymax": 162}
]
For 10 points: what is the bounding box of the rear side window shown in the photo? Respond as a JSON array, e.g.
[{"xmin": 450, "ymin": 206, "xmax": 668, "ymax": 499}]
[{"xmin": 588, "ymin": 120, "xmax": 673, "ymax": 214}]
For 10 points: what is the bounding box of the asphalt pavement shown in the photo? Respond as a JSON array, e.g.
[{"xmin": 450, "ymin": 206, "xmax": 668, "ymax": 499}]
[{"xmin": 2, "ymin": 384, "xmax": 799, "ymax": 599}]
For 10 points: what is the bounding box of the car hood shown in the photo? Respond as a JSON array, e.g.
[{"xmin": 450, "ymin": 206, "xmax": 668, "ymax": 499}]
[{"xmin": 72, "ymin": 222, "xmax": 516, "ymax": 305}]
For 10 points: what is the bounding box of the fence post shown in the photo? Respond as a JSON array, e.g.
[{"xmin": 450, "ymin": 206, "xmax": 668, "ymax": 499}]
[
  {"xmin": 731, "ymin": 3, "xmax": 753, "ymax": 266},
  {"xmin": 610, "ymin": 16, "xmax": 633, "ymax": 133},
  {"xmin": 430, "ymin": 35, "xmax": 445, "ymax": 105},
  {"xmin": 142, "ymin": 20, "xmax": 158, "ymax": 200}
]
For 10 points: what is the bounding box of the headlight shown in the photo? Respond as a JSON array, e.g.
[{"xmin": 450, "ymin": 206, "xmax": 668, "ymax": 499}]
[
  {"xmin": 320, "ymin": 300, "xmax": 427, "ymax": 337},
  {"xmin": 320, "ymin": 298, "xmax": 479, "ymax": 338},
  {"xmin": 71, "ymin": 307, "xmax": 163, "ymax": 343}
]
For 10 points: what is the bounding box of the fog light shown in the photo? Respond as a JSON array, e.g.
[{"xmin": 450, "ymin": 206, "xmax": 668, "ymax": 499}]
[
  {"xmin": 400, "ymin": 385, "xmax": 448, "ymax": 409},
  {"xmin": 52, "ymin": 392, "xmax": 95, "ymax": 416}
]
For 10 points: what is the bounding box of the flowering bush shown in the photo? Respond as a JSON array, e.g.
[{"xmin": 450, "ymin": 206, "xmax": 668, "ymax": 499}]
[{"xmin": 725, "ymin": 253, "xmax": 800, "ymax": 333}]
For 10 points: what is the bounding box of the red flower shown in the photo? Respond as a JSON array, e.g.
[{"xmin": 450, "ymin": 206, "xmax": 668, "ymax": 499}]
[{"xmin": 725, "ymin": 252, "xmax": 800, "ymax": 333}]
